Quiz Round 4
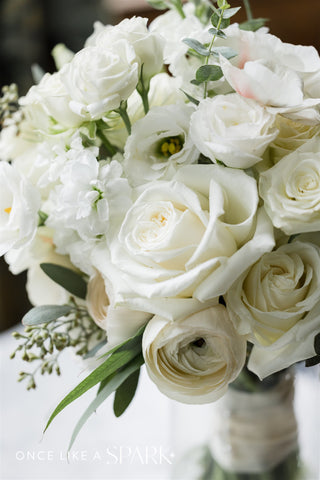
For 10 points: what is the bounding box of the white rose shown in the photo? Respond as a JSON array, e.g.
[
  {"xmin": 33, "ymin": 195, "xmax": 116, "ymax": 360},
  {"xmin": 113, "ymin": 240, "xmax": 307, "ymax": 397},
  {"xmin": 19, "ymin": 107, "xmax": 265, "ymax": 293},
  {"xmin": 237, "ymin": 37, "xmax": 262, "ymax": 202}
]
[
  {"xmin": 100, "ymin": 164, "xmax": 274, "ymax": 317},
  {"xmin": 123, "ymin": 104, "xmax": 199, "ymax": 185},
  {"xmin": 20, "ymin": 71, "xmax": 83, "ymax": 129},
  {"xmin": 259, "ymin": 137, "xmax": 320, "ymax": 234},
  {"xmin": 0, "ymin": 162, "xmax": 40, "ymax": 256},
  {"xmin": 86, "ymin": 269, "xmax": 152, "ymax": 347},
  {"xmin": 226, "ymin": 241, "xmax": 320, "ymax": 378},
  {"xmin": 142, "ymin": 305, "xmax": 247, "ymax": 404},
  {"xmin": 86, "ymin": 17, "xmax": 164, "ymax": 81},
  {"xmin": 190, "ymin": 94, "xmax": 278, "ymax": 168},
  {"xmin": 60, "ymin": 40, "xmax": 139, "ymax": 120}
]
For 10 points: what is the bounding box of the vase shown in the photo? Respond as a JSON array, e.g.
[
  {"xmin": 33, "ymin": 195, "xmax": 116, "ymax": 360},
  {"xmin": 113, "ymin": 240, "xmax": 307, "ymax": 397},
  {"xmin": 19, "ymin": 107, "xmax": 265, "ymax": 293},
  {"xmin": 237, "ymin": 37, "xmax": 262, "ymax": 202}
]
[{"xmin": 171, "ymin": 368, "xmax": 309, "ymax": 480}]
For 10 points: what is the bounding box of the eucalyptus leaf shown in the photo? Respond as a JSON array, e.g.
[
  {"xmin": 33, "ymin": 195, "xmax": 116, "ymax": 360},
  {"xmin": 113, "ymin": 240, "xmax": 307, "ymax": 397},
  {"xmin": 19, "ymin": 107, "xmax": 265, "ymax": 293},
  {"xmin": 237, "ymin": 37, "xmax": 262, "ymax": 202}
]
[
  {"xmin": 195, "ymin": 65, "xmax": 223, "ymax": 84},
  {"xmin": 240, "ymin": 18, "xmax": 268, "ymax": 32},
  {"xmin": 211, "ymin": 46, "xmax": 237, "ymax": 60},
  {"xmin": 146, "ymin": 0, "xmax": 168, "ymax": 9},
  {"xmin": 183, "ymin": 38, "xmax": 210, "ymax": 57},
  {"xmin": 181, "ymin": 90, "xmax": 200, "ymax": 106},
  {"xmin": 222, "ymin": 6, "xmax": 241, "ymax": 18},
  {"xmin": 211, "ymin": 12, "xmax": 230, "ymax": 29},
  {"xmin": 22, "ymin": 305, "xmax": 74, "ymax": 326},
  {"xmin": 40, "ymin": 263, "xmax": 87, "ymax": 299},
  {"xmin": 44, "ymin": 339, "xmax": 142, "ymax": 432},
  {"xmin": 68, "ymin": 355, "xmax": 144, "ymax": 450},
  {"xmin": 208, "ymin": 27, "xmax": 227, "ymax": 39},
  {"xmin": 113, "ymin": 368, "xmax": 141, "ymax": 418}
]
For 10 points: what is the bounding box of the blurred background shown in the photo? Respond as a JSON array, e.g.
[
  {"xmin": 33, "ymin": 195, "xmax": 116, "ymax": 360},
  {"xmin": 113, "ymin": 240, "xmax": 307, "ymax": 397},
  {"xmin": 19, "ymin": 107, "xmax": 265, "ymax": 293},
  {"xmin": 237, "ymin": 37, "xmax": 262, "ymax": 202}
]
[{"xmin": 1, "ymin": 0, "xmax": 320, "ymax": 332}]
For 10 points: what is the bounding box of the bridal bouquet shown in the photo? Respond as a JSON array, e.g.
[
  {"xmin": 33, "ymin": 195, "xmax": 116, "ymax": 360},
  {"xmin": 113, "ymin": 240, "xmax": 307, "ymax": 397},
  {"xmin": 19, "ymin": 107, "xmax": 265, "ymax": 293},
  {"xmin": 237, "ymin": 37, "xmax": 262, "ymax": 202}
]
[{"xmin": 1, "ymin": 0, "xmax": 320, "ymax": 450}]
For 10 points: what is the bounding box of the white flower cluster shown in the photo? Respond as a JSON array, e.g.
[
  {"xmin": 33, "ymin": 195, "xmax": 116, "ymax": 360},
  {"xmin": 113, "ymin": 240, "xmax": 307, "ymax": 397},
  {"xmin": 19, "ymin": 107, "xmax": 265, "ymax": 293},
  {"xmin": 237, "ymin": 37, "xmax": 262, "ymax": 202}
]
[{"xmin": 1, "ymin": 5, "xmax": 320, "ymax": 404}]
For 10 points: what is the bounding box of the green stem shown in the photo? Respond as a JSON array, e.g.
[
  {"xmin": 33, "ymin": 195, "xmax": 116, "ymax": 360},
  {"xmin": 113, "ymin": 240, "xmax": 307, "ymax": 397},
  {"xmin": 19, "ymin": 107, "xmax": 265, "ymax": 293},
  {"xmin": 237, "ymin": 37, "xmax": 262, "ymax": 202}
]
[
  {"xmin": 116, "ymin": 102, "xmax": 132, "ymax": 135},
  {"xmin": 243, "ymin": 0, "xmax": 253, "ymax": 21},
  {"xmin": 96, "ymin": 129, "xmax": 117, "ymax": 157},
  {"xmin": 204, "ymin": 10, "xmax": 223, "ymax": 98},
  {"xmin": 171, "ymin": 0, "xmax": 186, "ymax": 18}
]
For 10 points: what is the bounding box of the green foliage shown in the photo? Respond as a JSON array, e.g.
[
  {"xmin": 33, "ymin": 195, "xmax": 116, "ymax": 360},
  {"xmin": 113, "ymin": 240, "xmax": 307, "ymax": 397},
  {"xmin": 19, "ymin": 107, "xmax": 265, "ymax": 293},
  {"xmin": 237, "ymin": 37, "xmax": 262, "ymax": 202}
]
[
  {"xmin": 240, "ymin": 18, "xmax": 268, "ymax": 31},
  {"xmin": 40, "ymin": 263, "xmax": 88, "ymax": 299},
  {"xmin": 193, "ymin": 65, "xmax": 223, "ymax": 85},
  {"xmin": 146, "ymin": 0, "xmax": 168, "ymax": 9},
  {"xmin": 183, "ymin": 38, "xmax": 210, "ymax": 57},
  {"xmin": 181, "ymin": 90, "xmax": 200, "ymax": 106},
  {"xmin": 113, "ymin": 367, "xmax": 141, "ymax": 417},
  {"xmin": 22, "ymin": 305, "xmax": 74, "ymax": 326},
  {"xmin": 211, "ymin": 46, "xmax": 237, "ymax": 60},
  {"xmin": 38, "ymin": 210, "xmax": 48, "ymax": 227},
  {"xmin": 208, "ymin": 27, "xmax": 227, "ymax": 39}
]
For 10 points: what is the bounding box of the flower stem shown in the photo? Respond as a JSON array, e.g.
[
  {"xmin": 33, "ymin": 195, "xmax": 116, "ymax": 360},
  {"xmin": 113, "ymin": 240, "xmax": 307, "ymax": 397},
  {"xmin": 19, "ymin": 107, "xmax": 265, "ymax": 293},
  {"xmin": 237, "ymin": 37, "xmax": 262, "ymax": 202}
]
[
  {"xmin": 243, "ymin": 0, "xmax": 253, "ymax": 21},
  {"xmin": 96, "ymin": 129, "xmax": 117, "ymax": 157},
  {"xmin": 116, "ymin": 101, "xmax": 132, "ymax": 135},
  {"xmin": 204, "ymin": 10, "xmax": 224, "ymax": 99}
]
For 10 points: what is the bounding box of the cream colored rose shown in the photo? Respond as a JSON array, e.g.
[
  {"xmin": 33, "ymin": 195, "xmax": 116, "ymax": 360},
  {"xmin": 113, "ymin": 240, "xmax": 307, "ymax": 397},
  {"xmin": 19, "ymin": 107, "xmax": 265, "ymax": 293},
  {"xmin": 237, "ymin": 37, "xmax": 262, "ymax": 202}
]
[
  {"xmin": 226, "ymin": 241, "xmax": 320, "ymax": 378},
  {"xmin": 86, "ymin": 270, "xmax": 152, "ymax": 346},
  {"xmin": 190, "ymin": 94, "xmax": 278, "ymax": 168},
  {"xmin": 142, "ymin": 305, "xmax": 247, "ymax": 404},
  {"xmin": 260, "ymin": 137, "xmax": 320, "ymax": 234}
]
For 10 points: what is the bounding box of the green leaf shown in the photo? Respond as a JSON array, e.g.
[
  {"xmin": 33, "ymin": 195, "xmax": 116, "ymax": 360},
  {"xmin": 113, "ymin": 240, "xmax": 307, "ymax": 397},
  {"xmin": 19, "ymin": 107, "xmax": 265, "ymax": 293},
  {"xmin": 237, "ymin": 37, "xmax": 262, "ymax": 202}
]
[
  {"xmin": 210, "ymin": 12, "xmax": 230, "ymax": 29},
  {"xmin": 22, "ymin": 305, "xmax": 74, "ymax": 326},
  {"xmin": 183, "ymin": 38, "xmax": 210, "ymax": 57},
  {"xmin": 211, "ymin": 46, "xmax": 237, "ymax": 60},
  {"xmin": 146, "ymin": 0, "xmax": 168, "ymax": 9},
  {"xmin": 240, "ymin": 18, "xmax": 268, "ymax": 32},
  {"xmin": 38, "ymin": 210, "xmax": 48, "ymax": 227},
  {"xmin": 195, "ymin": 65, "xmax": 223, "ymax": 84},
  {"xmin": 68, "ymin": 355, "xmax": 144, "ymax": 450},
  {"xmin": 98, "ymin": 323, "xmax": 147, "ymax": 359},
  {"xmin": 44, "ymin": 338, "xmax": 143, "ymax": 432},
  {"xmin": 83, "ymin": 339, "xmax": 107, "ymax": 359},
  {"xmin": 222, "ymin": 6, "xmax": 241, "ymax": 18},
  {"xmin": 208, "ymin": 27, "xmax": 227, "ymax": 39},
  {"xmin": 314, "ymin": 333, "xmax": 320, "ymax": 355},
  {"xmin": 181, "ymin": 90, "xmax": 200, "ymax": 106},
  {"xmin": 40, "ymin": 263, "xmax": 87, "ymax": 299},
  {"xmin": 113, "ymin": 368, "xmax": 141, "ymax": 418}
]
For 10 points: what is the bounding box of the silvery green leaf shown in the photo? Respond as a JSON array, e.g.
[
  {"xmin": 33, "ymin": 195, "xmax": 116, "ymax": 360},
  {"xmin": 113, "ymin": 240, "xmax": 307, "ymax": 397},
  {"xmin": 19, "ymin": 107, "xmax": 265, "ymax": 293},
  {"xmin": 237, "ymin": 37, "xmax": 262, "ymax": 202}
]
[
  {"xmin": 211, "ymin": 12, "xmax": 230, "ymax": 29},
  {"xmin": 183, "ymin": 38, "xmax": 210, "ymax": 56},
  {"xmin": 209, "ymin": 27, "xmax": 227, "ymax": 39},
  {"xmin": 211, "ymin": 46, "xmax": 238, "ymax": 59},
  {"xmin": 113, "ymin": 367, "xmax": 141, "ymax": 417},
  {"xmin": 195, "ymin": 65, "xmax": 223, "ymax": 84},
  {"xmin": 22, "ymin": 305, "xmax": 74, "ymax": 326},
  {"xmin": 222, "ymin": 6, "xmax": 241, "ymax": 18},
  {"xmin": 40, "ymin": 263, "xmax": 87, "ymax": 299},
  {"xmin": 240, "ymin": 18, "xmax": 268, "ymax": 31}
]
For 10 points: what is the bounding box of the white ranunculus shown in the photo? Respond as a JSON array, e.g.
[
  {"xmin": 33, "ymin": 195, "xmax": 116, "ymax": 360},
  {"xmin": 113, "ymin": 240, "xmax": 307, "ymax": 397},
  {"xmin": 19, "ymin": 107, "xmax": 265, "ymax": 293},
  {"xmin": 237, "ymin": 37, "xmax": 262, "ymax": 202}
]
[
  {"xmin": 86, "ymin": 17, "xmax": 164, "ymax": 81},
  {"xmin": 142, "ymin": 305, "xmax": 247, "ymax": 404},
  {"xmin": 99, "ymin": 164, "xmax": 274, "ymax": 317},
  {"xmin": 226, "ymin": 241, "xmax": 320, "ymax": 378},
  {"xmin": 190, "ymin": 94, "xmax": 278, "ymax": 168},
  {"xmin": 123, "ymin": 104, "xmax": 199, "ymax": 185},
  {"xmin": 60, "ymin": 40, "xmax": 139, "ymax": 120},
  {"xmin": 0, "ymin": 162, "xmax": 40, "ymax": 256},
  {"xmin": 86, "ymin": 269, "xmax": 152, "ymax": 346},
  {"xmin": 259, "ymin": 137, "xmax": 320, "ymax": 234},
  {"xmin": 20, "ymin": 71, "xmax": 83, "ymax": 129}
]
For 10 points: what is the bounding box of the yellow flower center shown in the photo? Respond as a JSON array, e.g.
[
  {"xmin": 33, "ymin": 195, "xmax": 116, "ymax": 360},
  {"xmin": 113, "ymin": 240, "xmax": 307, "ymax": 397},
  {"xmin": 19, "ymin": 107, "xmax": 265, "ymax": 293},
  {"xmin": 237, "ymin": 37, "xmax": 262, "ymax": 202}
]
[
  {"xmin": 4, "ymin": 207, "xmax": 11, "ymax": 214},
  {"xmin": 159, "ymin": 136, "xmax": 183, "ymax": 158}
]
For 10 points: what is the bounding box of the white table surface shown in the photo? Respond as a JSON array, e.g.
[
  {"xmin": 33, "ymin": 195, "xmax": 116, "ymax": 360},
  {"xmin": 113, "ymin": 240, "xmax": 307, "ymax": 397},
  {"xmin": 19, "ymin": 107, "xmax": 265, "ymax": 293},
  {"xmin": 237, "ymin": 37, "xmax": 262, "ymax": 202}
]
[{"xmin": 1, "ymin": 325, "xmax": 319, "ymax": 480}]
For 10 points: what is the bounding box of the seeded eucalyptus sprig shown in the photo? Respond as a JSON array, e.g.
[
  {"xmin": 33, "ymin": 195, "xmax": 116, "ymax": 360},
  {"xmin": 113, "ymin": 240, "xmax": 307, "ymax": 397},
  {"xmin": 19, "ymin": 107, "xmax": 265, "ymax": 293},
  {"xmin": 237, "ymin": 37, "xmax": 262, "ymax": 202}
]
[
  {"xmin": 0, "ymin": 84, "xmax": 21, "ymax": 130},
  {"xmin": 11, "ymin": 300, "xmax": 105, "ymax": 390}
]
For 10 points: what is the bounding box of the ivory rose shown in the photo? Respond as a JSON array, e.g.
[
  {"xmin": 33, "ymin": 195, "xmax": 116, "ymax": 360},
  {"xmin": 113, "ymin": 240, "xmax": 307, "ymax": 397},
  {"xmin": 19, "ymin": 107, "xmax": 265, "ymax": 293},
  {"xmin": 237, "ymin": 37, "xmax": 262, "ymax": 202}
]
[
  {"xmin": 226, "ymin": 241, "xmax": 320, "ymax": 378},
  {"xmin": 142, "ymin": 305, "xmax": 247, "ymax": 404},
  {"xmin": 190, "ymin": 94, "xmax": 278, "ymax": 168},
  {"xmin": 259, "ymin": 137, "xmax": 320, "ymax": 234},
  {"xmin": 97, "ymin": 164, "xmax": 275, "ymax": 318}
]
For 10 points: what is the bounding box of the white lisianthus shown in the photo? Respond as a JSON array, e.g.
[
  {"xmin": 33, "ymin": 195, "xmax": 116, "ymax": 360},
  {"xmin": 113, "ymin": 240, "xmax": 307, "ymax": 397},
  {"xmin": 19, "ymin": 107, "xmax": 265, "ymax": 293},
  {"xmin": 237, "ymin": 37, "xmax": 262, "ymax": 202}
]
[
  {"xmin": 86, "ymin": 17, "xmax": 164, "ymax": 82},
  {"xmin": 124, "ymin": 104, "xmax": 199, "ymax": 185},
  {"xmin": 226, "ymin": 241, "xmax": 320, "ymax": 378},
  {"xmin": 142, "ymin": 305, "xmax": 247, "ymax": 404},
  {"xmin": 259, "ymin": 137, "xmax": 320, "ymax": 234},
  {"xmin": 101, "ymin": 164, "xmax": 274, "ymax": 316},
  {"xmin": 60, "ymin": 40, "xmax": 139, "ymax": 120},
  {"xmin": 190, "ymin": 94, "xmax": 278, "ymax": 168},
  {"xmin": 20, "ymin": 71, "xmax": 83, "ymax": 129},
  {"xmin": 86, "ymin": 269, "xmax": 152, "ymax": 346},
  {"xmin": 0, "ymin": 162, "xmax": 40, "ymax": 256}
]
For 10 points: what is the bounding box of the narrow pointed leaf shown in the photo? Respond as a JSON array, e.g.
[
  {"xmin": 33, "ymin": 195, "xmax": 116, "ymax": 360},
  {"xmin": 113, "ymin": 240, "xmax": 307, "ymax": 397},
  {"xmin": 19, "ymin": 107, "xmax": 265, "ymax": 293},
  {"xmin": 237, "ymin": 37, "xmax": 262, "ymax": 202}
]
[
  {"xmin": 68, "ymin": 354, "xmax": 144, "ymax": 450},
  {"xmin": 44, "ymin": 340, "xmax": 142, "ymax": 432},
  {"xmin": 181, "ymin": 90, "xmax": 200, "ymax": 106},
  {"xmin": 22, "ymin": 305, "xmax": 73, "ymax": 326},
  {"xmin": 113, "ymin": 368, "xmax": 141, "ymax": 417},
  {"xmin": 183, "ymin": 38, "xmax": 210, "ymax": 56},
  {"xmin": 40, "ymin": 263, "xmax": 87, "ymax": 299}
]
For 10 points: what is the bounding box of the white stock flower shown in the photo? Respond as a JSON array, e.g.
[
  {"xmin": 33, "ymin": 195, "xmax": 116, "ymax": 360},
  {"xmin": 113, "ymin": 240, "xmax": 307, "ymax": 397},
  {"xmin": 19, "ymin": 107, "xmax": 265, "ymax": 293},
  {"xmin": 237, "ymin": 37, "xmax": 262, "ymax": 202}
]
[
  {"xmin": 86, "ymin": 270, "xmax": 152, "ymax": 346},
  {"xmin": 259, "ymin": 137, "xmax": 320, "ymax": 234},
  {"xmin": 0, "ymin": 162, "xmax": 40, "ymax": 256},
  {"xmin": 226, "ymin": 241, "xmax": 320, "ymax": 378},
  {"xmin": 142, "ymin": 305, "xmax": 246, "ymax": 404},
  {"xmin": 86, "ymin": 17, "xmax": 164, "ymax": 81},
  {"xmin": 60, "ymin": 40, "xmax": 139, "ymax": 120},
  {"xmin": 100, "ymin": 164, "xmax": 274, "ymax": 318},
  {"xmin": 190, "ymin": 94, "xmax": 278, "ymax": 168},
  {"xmin": 124, "ymin": 104, "xmax": 199, "ymax": 185}
]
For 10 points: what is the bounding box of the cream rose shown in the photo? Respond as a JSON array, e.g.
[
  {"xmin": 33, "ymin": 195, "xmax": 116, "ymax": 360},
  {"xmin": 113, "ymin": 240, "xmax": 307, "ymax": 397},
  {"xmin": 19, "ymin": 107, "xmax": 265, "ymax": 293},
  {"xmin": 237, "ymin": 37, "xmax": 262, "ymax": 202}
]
[
  {"xmin": 123, "ymin": 104, "xmax": 199, "ymax": 185},
  {"xmin": 98, "ymin": 164, "xmax": 274, "ymax": 318},
  {"xmin": 226, "ymin": 241, "xmax": 320, "ymax": 378},
  {"xmin": 190, "ymin": 94, "xmax": 278, "ymax": 168},
  {"xmin": 60, "ymin": 40, "xmax": 139, "ymax": 120},
  {"xmin": 142, "ymin": 305, "xmax": 247, "ymax": 404},
  {"xmin": 259, "ymin": 137, "xmax": 320, "ymax": 234},
  {"xmin": 86, "ymin": 269, "xmax": 152, "ymax": 347}
]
